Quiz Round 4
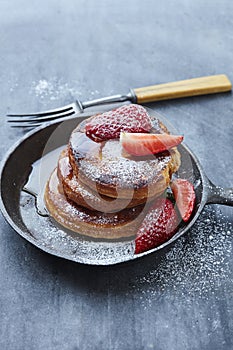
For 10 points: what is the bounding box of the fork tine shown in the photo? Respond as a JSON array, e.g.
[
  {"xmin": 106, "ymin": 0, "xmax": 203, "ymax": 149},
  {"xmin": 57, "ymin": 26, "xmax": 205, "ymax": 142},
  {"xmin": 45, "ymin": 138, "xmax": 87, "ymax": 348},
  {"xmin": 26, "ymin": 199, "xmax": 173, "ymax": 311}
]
[
  {"xmin": 7, "ymin": 103, "xmax": 76, "ymax": 118},
  {"xmin": 8, "ymin": 110, "xmax": 76, "ymax": 123},
  {"xmin": 9, "ymin": 123, "xmax": 42, "ymax": 128}
]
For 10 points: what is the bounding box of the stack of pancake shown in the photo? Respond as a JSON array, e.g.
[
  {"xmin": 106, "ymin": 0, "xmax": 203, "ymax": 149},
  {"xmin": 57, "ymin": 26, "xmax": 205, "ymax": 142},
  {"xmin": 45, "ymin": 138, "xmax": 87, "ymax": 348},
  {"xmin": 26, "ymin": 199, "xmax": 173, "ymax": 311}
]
[{"xmin": 44, "ymin": 109, "xmax": 181, "ymax": 239}]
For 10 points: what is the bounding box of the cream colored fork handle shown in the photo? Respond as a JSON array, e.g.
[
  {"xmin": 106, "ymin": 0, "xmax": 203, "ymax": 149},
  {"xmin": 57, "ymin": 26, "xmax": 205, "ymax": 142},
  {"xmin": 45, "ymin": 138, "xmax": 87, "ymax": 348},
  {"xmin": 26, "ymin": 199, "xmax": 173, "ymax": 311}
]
[{"xmin": 133, "ymin": 74, "xmax": 232, "ymax": 103}]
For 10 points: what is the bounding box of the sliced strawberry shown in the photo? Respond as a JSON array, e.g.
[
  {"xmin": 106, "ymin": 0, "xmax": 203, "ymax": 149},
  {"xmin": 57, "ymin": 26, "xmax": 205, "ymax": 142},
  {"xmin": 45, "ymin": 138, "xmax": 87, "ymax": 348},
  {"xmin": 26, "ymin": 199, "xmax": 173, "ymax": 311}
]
[
  {"xmin": 120, "ymin": 132, "xmax": 183, "ymax": 156},
  {"xmin": 171, "ymin": 179, "xmax": 195, "ymax": 222},
  {"xmin": 85, "ymin": 104, "xmax": 152, "ymax": 142},
  {"xmin": 135, "ymin": 198, "xmax": 178, "ymax": 254}
]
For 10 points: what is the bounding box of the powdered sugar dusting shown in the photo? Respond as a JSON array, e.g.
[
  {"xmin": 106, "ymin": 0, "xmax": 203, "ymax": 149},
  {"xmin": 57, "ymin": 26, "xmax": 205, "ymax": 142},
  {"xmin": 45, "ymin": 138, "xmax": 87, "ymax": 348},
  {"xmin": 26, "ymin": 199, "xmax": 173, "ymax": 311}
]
[
  {"xmin": 30, "ymin": 78, "xmax": 101, "ymax": 102},
  {"xmin": 80, "ymin": 144, "xmax": 170, "ymax": 189},
  {"xmin": 31, "ymin": 79, "xmax": 81, "ymax": 101},
  {"xmin": 20, "ymin": 192, "xmax": 135, "ymax": 265},
  {"xmin": 132, "ymin": 206, "xmax": 232, "ymax": 304}
]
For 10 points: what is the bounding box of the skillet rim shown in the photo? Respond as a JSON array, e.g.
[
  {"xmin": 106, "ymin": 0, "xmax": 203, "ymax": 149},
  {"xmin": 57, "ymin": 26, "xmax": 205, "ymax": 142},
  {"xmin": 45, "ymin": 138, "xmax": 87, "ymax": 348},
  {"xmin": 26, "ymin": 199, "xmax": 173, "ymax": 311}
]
[{"xmin": 0, "ymin": 114, "xmax": 210, "ymax": 265}]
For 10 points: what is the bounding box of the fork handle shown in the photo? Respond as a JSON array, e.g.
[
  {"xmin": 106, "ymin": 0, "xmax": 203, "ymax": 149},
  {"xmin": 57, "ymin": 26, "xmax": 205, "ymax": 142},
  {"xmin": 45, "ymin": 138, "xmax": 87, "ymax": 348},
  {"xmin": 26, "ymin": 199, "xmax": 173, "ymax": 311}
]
[{"xmin": 133, "ymin": 74, "xmax": 232, "ymax": 103}]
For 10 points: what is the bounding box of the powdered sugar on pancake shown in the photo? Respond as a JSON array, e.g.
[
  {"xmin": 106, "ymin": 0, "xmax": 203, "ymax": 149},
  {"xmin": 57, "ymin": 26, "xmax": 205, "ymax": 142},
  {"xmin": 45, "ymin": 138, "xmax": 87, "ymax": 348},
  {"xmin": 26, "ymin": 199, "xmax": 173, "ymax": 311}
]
[{"xmin": 79, "ymin": 139, "xmax": 171, "ymax": 189}]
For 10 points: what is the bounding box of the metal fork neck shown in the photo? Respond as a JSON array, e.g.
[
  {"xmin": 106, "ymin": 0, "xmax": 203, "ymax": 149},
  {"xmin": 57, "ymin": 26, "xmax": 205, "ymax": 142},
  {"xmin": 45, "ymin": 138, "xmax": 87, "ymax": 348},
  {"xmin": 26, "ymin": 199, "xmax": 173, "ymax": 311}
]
[{"xmin": 80, "ymin": 90, "xmax": 136, "ymax": 111}]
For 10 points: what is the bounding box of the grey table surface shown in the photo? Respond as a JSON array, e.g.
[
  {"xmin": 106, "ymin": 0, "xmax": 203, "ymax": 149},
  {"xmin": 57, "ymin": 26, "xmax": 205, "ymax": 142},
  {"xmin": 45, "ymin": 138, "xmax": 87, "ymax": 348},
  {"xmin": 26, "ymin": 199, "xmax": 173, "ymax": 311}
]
[{"xmin": 0, "ymin": 1, "xmax": 233, "ymax": 349}]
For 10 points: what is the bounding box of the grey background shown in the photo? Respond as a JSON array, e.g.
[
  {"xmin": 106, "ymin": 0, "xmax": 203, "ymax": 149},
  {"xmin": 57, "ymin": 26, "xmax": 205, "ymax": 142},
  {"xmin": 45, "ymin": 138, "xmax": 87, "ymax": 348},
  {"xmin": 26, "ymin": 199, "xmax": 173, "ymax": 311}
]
[{"xmin": 0, "ymin": 1, "xmax": 233, "ymax": 349}]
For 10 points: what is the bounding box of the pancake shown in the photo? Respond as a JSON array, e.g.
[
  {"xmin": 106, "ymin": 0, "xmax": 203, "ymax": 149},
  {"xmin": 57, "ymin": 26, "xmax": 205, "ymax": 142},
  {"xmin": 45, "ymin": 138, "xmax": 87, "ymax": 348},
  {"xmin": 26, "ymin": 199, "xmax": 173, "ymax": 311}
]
[
  {"xmin": 68, "ymin": 116, "xmax": 181, "ymax": 200},
  {"xmin": 44, "ymin": 168, "xmax": 146, "ymax": 239},
  {"xmin": 57, "ymin": 148, "xmax": 155, "ymax": 213}
]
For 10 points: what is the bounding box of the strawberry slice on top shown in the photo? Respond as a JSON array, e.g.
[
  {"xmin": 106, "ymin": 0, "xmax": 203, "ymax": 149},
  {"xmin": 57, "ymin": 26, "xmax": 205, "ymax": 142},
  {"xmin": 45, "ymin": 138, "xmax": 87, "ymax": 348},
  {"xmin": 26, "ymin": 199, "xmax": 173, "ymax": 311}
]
[
  {"xmin": 120, "ymin": 132, "xmax": 183, "ymax": 156},
  {"xmin": 85, "ymin": 104, "xmax": 152, "ymax": 142},
  {"xmin": 171, "ymin": 178, "xmax": 195, "ymax": 222},
  {"xmin": 135, "ymin": 198, "xmax": 178, "ymax": 254}
]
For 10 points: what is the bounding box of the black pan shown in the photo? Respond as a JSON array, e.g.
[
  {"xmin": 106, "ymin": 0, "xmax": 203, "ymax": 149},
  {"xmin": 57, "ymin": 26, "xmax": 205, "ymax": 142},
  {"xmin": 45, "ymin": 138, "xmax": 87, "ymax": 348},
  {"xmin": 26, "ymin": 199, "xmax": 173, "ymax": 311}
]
[{"xmin": 0, "ymin": 110, "xmax": 233, "ymax": 265}]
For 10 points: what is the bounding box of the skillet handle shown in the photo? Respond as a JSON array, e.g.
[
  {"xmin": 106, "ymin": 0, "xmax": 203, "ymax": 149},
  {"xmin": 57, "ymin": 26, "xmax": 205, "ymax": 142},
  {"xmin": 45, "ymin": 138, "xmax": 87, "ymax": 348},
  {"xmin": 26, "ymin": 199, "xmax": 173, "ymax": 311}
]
[{"xmin": 206, "ymin": 181, "xmax": 233, "ymax": 206}]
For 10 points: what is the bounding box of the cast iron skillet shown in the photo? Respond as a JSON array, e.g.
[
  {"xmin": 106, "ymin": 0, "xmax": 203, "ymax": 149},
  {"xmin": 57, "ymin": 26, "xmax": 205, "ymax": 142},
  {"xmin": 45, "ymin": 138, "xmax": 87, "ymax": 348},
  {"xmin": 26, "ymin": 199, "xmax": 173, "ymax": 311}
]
[{"xmin": 0, "ymin": 110, "xmax": 233, "ymax": 265}]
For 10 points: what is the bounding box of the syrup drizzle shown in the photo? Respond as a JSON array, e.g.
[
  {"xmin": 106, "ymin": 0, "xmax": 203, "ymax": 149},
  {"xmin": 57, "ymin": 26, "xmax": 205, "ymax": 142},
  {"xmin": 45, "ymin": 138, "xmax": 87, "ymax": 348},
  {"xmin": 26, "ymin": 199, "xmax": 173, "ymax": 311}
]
[
  {"xmin": 23, "ymin": 146, "xmax": 65, "ymax": 216},
  {"xmin": 69, "ymin": 130, "xmax": 102, "ymax": 163}
]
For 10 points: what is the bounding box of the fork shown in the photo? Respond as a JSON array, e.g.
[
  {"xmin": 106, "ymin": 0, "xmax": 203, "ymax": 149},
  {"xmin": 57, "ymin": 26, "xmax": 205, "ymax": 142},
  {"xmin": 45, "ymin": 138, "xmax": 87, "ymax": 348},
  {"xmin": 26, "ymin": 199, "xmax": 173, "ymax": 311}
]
[{"xmin": 7, "ymin": 74, "xmax": 231, "ymax": 127}]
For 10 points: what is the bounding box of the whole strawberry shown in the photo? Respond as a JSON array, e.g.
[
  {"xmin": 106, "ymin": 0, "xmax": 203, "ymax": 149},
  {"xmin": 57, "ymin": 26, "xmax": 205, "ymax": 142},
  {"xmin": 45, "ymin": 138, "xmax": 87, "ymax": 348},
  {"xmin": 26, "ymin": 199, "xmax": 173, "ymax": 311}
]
[
  {"xmin": 85, "ymin": 104, "xmax": 152, "ymax": 142},
  {"xmin": 135, "ymin": 198, "xmax": 178, "ymax": 254}
]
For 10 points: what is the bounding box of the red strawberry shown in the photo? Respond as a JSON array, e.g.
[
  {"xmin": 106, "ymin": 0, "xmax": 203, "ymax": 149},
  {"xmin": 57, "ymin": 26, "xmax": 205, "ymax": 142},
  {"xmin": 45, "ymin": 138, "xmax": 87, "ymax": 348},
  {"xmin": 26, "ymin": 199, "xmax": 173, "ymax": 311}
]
[
  {"xmin": 120, "ymin": 132, "xmax": 183, "ymax": 156},
  {"xmin": 85, "ymin": 104, "xmax": 152, "ymax": 142},
  {"xmin": 135, "ymin": 198, "xmax": 178, "ymax": 254},
  {"xmin": 171, "ymin": 179, "xmax": 195, "ymax": 222}
]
